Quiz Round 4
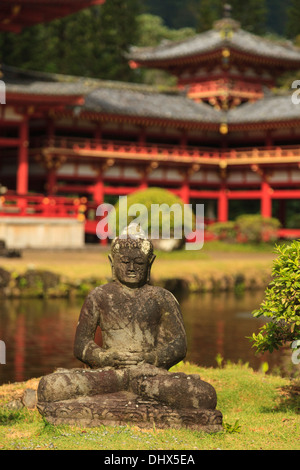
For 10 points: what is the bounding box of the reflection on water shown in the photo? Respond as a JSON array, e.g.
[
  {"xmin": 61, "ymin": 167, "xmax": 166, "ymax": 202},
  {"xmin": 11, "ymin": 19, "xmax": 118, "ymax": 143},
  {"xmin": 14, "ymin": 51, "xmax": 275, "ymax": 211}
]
[
  {"xmin": 0, "ymin": 291, "xmax": 281, "ymax": 385},
  {"xmin": 181, "ymin": 291, "xmax": 280, "ymax": 370}
]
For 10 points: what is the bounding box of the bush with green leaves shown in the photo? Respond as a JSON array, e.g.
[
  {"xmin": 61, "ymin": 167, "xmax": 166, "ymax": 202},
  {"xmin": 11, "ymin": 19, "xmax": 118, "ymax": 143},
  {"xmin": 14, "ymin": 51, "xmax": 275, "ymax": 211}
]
[
  {"xmin": 236, "ymin": 214, "xmax": 281, "ymax": 243},
  {"xmin": 250, "ymin": 240, "xmax": 300, "ymax": 353},
  {"xmin": 207, "ymin": 214, "xmax": 281, "ymax": 244},
  {"xmin": 207, "ymin": 221, "xmax": 236, "ymax": 242},
  {"xmin": 110, "ymin": 187, "xmax": 195, "ymax": 238}
]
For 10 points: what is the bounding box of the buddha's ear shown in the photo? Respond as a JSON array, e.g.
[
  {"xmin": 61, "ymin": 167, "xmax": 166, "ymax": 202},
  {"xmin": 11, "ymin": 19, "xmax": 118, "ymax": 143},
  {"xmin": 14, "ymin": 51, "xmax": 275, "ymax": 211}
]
[
  {"xmin": 147, "ymin": 254, "xmax": 156, "ymax": 282},
  {"xmin": 108, "ymin": 254, "xmax": 115, "ymax": 280},
  {"xmin": 149, "ymin": 254, "xmax": 156, "ymax": 266}
]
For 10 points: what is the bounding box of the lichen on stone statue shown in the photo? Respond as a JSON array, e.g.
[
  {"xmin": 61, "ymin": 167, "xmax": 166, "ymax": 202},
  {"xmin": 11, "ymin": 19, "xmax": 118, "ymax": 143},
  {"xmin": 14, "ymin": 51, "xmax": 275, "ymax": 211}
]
[{"xmin": 37, "ymin": 225, "xmax": 223, "ymax": 431}]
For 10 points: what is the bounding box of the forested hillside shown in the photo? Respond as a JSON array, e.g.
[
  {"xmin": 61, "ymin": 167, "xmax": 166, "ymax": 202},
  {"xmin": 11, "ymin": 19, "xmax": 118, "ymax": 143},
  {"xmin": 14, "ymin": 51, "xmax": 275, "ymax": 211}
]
[
  {"xmin": 0, "ymin": 0, "xmax": 299, "ymax": 83},
  {"xmin": 141, "ymin": 0, "xmax": 291, "ymax": 35}
]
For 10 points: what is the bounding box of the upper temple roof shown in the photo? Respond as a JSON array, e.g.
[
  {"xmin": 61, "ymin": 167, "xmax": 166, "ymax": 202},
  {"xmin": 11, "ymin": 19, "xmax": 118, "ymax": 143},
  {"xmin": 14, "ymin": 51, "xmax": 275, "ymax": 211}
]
[
  {"xmin": 128, "ymin": 20, "xmax": 300, "ymax": 69},
  {"xmin": 0, "ymin": 0, "xmax": 105, "ymax": 33}
]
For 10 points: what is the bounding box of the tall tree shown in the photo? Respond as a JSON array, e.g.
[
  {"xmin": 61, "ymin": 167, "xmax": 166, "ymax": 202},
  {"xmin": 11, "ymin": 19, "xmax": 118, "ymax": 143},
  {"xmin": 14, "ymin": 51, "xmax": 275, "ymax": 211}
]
[
  {"xmin": 286, "ymin": 0, "xmax": 300, "ymax": 38},
  {"xmin": 0, "ymin": 0, "xmax": 141, "ymax": 81},
  {"xmin": 197, "ymin": 0, "xmax": 222, "ymax": 32},
  {"xmin": 197, "ymin": 0, "xmax": 267, "ymax": 35},
  {"xmin": 96, "ymin": 0, "xmax": 141, "ymax": 80},
  {"xmin": 266, "ymin": 0, "xmax": 291, "ymax": 36},
  {"xmin": 136, "ymin": 14, "xmax": 195, "ymax": 47},
  {"xmin": 141, "ymin": 0, "xmax": 199, "ymax": 29},
  {"xmin": 135, "ymin": 14, "xmax": 196, "ymax": 86}
]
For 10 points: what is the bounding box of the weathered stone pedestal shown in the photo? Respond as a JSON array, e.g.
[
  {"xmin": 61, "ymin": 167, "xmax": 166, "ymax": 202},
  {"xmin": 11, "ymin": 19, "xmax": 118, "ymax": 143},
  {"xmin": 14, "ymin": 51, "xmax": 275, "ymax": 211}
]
[{"xmin": 37, "ymin": 390, "xmax": 223, "ymax": 432}]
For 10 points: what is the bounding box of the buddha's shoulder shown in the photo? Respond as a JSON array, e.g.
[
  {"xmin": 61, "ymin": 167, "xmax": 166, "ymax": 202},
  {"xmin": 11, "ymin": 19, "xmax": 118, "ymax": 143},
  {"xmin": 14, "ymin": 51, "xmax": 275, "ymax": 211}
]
[
  {"xmin": 86, "ymin": 282, "xmax": 116, "ymax": 300},
  {"xmin": 145, "ymin": 284, "xmax": 180, "ymax": 306}
]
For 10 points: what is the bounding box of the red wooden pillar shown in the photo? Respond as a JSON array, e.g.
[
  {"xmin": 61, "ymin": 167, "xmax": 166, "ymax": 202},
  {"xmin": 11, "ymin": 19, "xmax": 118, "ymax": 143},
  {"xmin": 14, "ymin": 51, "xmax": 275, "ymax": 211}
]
[
  {"xmin": 181, "ymin": 175, "xmax": 190, "ymax": 204},
  {"xmin": 218, "ymin": 183, "xmax": 228, "ymax": 222},
  {"xmin": 94, "ymin": 171, "xmax": 104, "ymax": 205},
  {"xmin": 139, "ymin": 174, "xmax": 148, "ymax": 191},
  {"xmin": 261, "ymin": 179, "xmax": 272, "ymax": 218},
  {"xmin": 47, "ymin": 169, "xmax": 57, "ymax": 196},
  {"xmin": 16, "ymin": 117, "xmax": 29, "ymax": 195}
]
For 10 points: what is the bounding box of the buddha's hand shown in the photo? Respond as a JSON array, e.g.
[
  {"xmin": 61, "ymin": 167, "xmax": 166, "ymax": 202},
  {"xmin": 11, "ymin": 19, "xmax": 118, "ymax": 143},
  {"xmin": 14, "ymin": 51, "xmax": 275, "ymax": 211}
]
[
  {"xmin": 116, "ymin": 352, "xmax": 145, "ymax": 367},
  {"xmin": 101, "ymin": 350, "xmax": 144, "ymax": 368}
]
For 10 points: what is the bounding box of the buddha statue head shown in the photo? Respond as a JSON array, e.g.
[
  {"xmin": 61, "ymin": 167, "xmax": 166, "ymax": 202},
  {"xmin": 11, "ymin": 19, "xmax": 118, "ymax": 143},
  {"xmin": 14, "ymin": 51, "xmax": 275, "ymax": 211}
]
[{"xmin": 109, "ymin": 224, "xmax": 155, "ymax": 288}]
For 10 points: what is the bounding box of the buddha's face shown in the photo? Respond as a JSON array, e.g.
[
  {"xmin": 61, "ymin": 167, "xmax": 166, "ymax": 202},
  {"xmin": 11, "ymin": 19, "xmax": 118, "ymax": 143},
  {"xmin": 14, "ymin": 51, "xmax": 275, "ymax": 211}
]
[{"xmin": 110, "ymin": 248, "xmax": 153, "ymax": 288}]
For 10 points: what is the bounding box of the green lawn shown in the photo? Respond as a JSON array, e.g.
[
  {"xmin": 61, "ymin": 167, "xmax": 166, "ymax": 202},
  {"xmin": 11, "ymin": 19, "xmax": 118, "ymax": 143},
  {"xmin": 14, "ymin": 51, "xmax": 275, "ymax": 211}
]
[
  {"xmin": 0, "ymin": 242, "xmax": 276, "ymax": 284},
  {"xmin": 0, "ymin": 362, "xmax": 299, "ymax": 450}
]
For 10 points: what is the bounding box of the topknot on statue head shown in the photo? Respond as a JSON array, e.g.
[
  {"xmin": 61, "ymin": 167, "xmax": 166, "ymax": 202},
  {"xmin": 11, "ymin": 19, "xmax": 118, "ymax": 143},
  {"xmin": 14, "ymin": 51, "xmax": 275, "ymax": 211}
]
[{"xmin": 111, "ymin": 223, "xmax": 154, "ymax": 260}]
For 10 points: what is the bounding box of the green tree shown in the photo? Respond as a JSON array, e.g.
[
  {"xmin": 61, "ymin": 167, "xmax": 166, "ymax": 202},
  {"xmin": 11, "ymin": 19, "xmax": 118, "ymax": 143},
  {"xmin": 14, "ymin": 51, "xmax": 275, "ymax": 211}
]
[
  {"xmin": 0, "ymin": 1, "xmax": 141, "ymax": 81},
  {"xmin": 141, "ymin": 0, "xmax": 200, "ymax": 29},
  {"xmin": 136, "ymin": 14, "xmax": 195, "ymax": 47},
  {"xmin": 250, "ymin": 240, "xmax": 300, "ymax": 354},
  {"xmin": 197, "ymin": 0, "xmax": 222, "ymax": 32},
  {"xmin": 96, "ymin": 0, "xmax": 141, "ymax": 81},
  {"xmin": 197, "ymin": 0, "xmax": 267, "ymax": 35},
  {"xmin": 286, "ymin": 0, "xmax": 300, "ymax": 38},
  {"xmin": 266, "ymin": 0, "xmax": 291, "ymax": 36},
  {"xmin": 134, "ymin": 13, "xmax": 196, "ymax": 86}
]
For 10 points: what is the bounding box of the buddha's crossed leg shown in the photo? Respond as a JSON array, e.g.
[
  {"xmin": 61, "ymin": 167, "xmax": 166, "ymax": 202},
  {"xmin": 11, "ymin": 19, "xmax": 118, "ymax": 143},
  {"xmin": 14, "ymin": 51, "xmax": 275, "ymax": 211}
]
[{"xmin": 37, "ymin": 365, "xmax": 217, "ymax": 410}]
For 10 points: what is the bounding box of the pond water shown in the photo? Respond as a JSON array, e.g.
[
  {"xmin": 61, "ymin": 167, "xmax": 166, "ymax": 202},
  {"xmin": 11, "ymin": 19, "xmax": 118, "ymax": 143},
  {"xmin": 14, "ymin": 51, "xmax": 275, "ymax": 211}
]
[{"xmin": 0, "ymin": 291, "xmax": 283, "ymax": 386}]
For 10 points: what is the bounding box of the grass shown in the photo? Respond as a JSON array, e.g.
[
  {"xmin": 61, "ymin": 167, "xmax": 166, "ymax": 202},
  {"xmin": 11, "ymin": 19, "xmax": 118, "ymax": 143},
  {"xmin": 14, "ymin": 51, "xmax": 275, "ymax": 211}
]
[
  {"xmin": 0, "ymin": 362, "xmax": 299, "ymax": 450},
  {"xmin": 0, "ymin": 242, "xmax": 276, "ymax": 283}
]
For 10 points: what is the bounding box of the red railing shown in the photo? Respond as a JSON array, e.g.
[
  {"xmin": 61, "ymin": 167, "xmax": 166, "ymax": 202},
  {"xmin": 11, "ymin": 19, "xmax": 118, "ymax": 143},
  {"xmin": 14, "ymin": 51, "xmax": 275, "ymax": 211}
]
[
  {"xmin": 0, "ymin": 192, "xmax": 84, "ymax": 218},
  {"xmin": 227, "ymin": 145, "xmax": 300, "ymax": 160},
  {"xmin": 32, "ymin": 137, "xmax": 221, "ymax": 161},
  {"xmin": 32, "ymin": 137, "xmax": 300, "ymax": 163}
]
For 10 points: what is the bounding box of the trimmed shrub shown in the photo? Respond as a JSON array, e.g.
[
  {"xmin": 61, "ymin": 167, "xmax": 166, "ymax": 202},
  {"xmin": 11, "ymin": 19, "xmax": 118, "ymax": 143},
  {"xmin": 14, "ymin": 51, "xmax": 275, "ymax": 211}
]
[
  {"xmin": 110, "ymin": 187, "xmax": 195, "ymax": 239},
  {"xmin": 207, "ymin": 221, "xmax": 236, "ymax": 242},
  {"xmin": 207, "ymin": 214, "xmax": 281, "ymax": 244},
  {"xmin": 236, "ymin": 214, "xmax": 281, "ymax": 243},
  {"xmin": 250, "ymin": 240, "xmax": 300, "ymax": 353}
]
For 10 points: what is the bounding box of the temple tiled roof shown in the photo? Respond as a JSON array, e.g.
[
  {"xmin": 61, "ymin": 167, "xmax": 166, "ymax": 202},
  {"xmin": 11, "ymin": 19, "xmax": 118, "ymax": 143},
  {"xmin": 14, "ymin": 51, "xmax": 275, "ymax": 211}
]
[
  {"xmin": 3, "ymin": 65, "xmax": 224, "ymax": 124},
  {"xmin": 3, "ymin": 65, "xmax": 99, "ymax": 96},
  {"xmin": 83, "ymin": 87, "xmax": 223, "ymax": 124},
  {"xmin": 129, "ymin": 25, "xmax": 300, "ymax": 66},
  {"xmin": 3, "ymin": 65, "xmax": 300, "ymax": 126},
  {"xmin": 228, "ymin": 93, "xmax": 300, "ymax": 124}
]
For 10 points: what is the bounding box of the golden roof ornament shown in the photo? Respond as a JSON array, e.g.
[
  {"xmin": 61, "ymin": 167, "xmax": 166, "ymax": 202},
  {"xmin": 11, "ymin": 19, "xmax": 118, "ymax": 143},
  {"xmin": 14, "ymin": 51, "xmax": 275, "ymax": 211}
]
[{"xmin": 213, "ymin": 3, "xmax": 240, "ymax": 38}]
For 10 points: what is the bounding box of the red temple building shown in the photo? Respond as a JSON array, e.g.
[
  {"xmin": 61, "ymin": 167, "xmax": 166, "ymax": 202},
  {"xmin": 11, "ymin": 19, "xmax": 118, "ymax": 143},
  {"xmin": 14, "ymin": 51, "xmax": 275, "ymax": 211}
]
[{"xmin": 1, "ymin": 6, "xmax": 300, "ymax": 247}]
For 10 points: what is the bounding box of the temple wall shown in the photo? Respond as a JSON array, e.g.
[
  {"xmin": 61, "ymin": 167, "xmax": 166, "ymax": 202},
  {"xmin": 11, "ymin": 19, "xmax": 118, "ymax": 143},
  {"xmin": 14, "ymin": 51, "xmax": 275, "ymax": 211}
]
[{"xmin": 0, "ymin": 217, "xmax": 85, "ymax": 249}]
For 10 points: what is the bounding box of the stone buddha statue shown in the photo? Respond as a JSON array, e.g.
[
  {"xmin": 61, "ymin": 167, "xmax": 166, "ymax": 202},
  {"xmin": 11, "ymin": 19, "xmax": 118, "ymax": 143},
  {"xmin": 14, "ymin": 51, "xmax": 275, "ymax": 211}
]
[{"xmin": 37, "ymin": 226, "xmax": 222, "ymax": 431}]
